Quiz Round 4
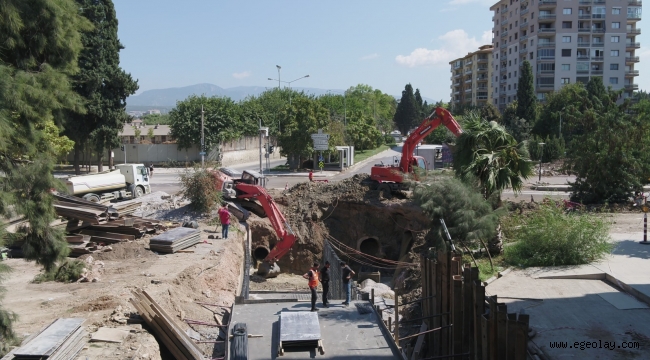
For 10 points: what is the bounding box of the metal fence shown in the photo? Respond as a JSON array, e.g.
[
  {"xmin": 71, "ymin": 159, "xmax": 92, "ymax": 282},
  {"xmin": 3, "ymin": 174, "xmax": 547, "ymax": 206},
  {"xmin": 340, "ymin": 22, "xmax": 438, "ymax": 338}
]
[{"xmin": 322, "ymin": 240, "xmax": 344, "ymax": 300}]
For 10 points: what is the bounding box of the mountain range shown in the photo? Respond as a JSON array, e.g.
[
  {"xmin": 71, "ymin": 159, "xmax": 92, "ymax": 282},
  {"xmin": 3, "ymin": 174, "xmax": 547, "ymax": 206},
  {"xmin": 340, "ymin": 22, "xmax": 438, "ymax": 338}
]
[{"xmin": 126, "ymin": 83, "xmax": 436, "ymax": 108}]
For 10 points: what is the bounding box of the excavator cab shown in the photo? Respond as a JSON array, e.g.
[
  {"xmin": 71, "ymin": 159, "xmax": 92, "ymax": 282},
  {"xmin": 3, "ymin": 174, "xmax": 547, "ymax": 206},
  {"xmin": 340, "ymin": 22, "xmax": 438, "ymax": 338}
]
[{"xmin": 237, "ymin": 170, "xmax": 265, "ymax": 186}]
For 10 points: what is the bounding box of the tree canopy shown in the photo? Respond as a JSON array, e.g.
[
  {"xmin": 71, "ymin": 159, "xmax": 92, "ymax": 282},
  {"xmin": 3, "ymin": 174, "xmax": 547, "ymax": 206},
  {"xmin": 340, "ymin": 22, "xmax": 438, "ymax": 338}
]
[
  {"xmin": 516, "ymin": 60, "xmax": 537, "ymax": 124},
  {"xmin": 393, "ymin": 84, "xmax": 418, "ymax": 135}
]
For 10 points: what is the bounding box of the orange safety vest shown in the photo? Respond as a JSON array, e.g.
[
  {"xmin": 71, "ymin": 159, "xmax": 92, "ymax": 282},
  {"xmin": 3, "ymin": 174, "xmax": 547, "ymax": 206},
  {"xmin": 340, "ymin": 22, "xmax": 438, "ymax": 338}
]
[{"xmin": 308, "ymin": 269, "xmax": 319, "ymax": 288}]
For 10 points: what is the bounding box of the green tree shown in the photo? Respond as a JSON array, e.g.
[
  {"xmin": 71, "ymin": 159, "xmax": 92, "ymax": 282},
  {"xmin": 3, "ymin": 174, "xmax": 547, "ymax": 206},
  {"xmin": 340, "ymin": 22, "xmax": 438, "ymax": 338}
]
[
  {"xmin": 414, "ymin": 88, "xmax": 425, "ymax": 118},
  {"xmin": 413, "ymin": 176, "xmax": 500, "ymax": 252},
  {"xmin": 480, "ymin": 103, "xmax": 501, "ymax": 122},
  {"xmin": 169, "ymin": 95, "xmax": 247, "ymax": 151},
  {"xmin": 0, "ymin": 0, "xmax": 91, "ymax": 345},
  {"xmin": 567, "ymin": 97, "xmax": 650, "ymax": 204},
  {"xmin": 345, "ymin": 111, "xmax": 382, "ymax": 150},
  {"xmin": 533, "ymin": 83, "xmax": 587, "ymax": 141},
  {"xmin": 393, "ymin": 84, "xmax": 418, "ymax": 135},
  {"xmin": 277, "ymin": 97, "xmax": 329, "ymax": 169},
  {"xmin": 141, "ymin": 113, "xmax": 171, "ymax": 125},
  {"xmin": 453, "ymin": 112, "xmax": 533, "ymax": 200},
  {"xmin": 516, "ymin": 60, "xmax": 536, "ymax": 125},
  {"xmin": 502, "ymin": 101, "xmax": 532, "ymax": 142},
  {"xmin": 66, "ymin": 0, "xmax": 138, "ymax": 174}
]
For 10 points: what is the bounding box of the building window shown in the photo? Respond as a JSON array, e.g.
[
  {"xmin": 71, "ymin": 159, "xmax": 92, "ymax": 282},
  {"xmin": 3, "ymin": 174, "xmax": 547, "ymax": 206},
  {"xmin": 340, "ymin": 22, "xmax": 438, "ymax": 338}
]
[
  {"xmin": 562, "ymin": 36, "xmax": 571, "ymax": 43},
  {"xmin": 611, "ymin": 36, "xmax": 619, "ymax": 43},
  {"xmin": 612, "ymin": 22, "xmax": 620, "ymax": 29},
  {"xmin": 538, "ymin": 63, "xmax": 556, "ymax": 72},
  {"xmin": 562, "ymin": 64, "xmax": 570, "ymax": 71},
  {"xmin": 610, "ymin": 77, "xmax": 619, "ymax": 84},
  {"xmin": 515, "ymin": 71, "xmax": 517, "ymax": 77},
  {"xmin": 530, "ymin": 52, "xmax": 533, "ymax": 60},
  {"xmin": 611, "ymin": 50, "xmax": 619, "ymax": 57},
  {"xmin": 509, "ymin": 48, "xmax": 512, "ymax": 54},
  {"xmin": 508, "ymin": 85, "xmax": 511, "ymax": 90},
  {"xmin": 515, "ymin": 46, "xmax": 518, "ymax": 51},
  {"xmin": 531, "ymin": 25, "xmax": 534, "ymax": 32},
  {"xmin": 509, "ymin": 60, "xmax": 512, "ymax": 66},
  {"xmin": 561, "ymin": 78, "xmax": 570, "ymax": 84},
  {"xmin": 563, "ymin": 8, "xmax": 572, "ymax": 15},
  {"xmin": 610, "ymin": 64, "xmax": 619, "ymax": 70},
  {"xmin": 612, "ymin": 8, "xmax": 621, "ymax": 15},
  {"xmin": 562, "ymin": 21, "xmax": 572, "ymax": 29},
  {"xmin": 561, "ymin": 49, "xmax": 572, "ymax": 57}
]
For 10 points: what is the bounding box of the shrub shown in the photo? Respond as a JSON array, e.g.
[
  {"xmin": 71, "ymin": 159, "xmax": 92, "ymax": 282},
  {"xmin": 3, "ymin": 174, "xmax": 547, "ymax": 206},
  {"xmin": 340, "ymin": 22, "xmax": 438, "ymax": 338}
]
[
  {"xmin": 179, "ymin": 167, "xmax": 222, "ymax": 213},
  {"xmin": 33, "ymin": 260, "xmax": 86, "ymax": 283},
  {"xmin": 504, "ymin": 204, "xmax": 612, "ymax": 267},
  {"xmin": 384, "ymin": 135, "xmax": 396, "ymax": 146},
  {"xmin": 528, "ymin": 135, "xmax": 565, "ymax": 162}
]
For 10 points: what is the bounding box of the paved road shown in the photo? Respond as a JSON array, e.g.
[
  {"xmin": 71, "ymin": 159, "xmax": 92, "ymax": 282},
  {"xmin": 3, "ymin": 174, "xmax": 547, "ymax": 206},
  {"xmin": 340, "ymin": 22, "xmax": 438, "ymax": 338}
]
[{"xmin": 149, "ymin": 147, "xmax": 570, "ymax": 201}]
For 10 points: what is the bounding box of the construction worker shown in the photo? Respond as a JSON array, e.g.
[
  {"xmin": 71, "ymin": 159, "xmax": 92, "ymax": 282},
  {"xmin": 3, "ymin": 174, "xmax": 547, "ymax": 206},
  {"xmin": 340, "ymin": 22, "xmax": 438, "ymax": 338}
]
[
  {"xmin": 148, "ymin": 163, "xmax": 154, "ymax": 178},
  {"xmin": 308, "ymin": 170, "xmax": 314, "ymax": 182},
  {"xmin": 320, "ymin": 261, "xmax": 330, "ymax": 308},
  {"xmin": 341, "ymin": 262, "xmax": 355, "ymax": 306},
  {"xmin": 303, "ymin": 262, "xmax": 320, "ymax": 312},
  {"xmin": 217, "ymin": 203, "xmax": 230, "ymax": 239}
]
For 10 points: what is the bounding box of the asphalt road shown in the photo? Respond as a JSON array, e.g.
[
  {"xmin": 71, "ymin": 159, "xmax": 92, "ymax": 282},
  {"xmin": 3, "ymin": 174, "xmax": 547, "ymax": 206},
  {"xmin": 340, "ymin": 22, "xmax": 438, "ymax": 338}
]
[{"xmin": 148, "ymin": 147, "xmax": 570, "ymax": 201}]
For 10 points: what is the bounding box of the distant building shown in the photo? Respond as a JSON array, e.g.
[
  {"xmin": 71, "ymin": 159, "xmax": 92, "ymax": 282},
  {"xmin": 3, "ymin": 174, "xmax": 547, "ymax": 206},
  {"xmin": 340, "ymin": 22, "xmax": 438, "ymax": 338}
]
[
  {"xmin": 490, "ymin": 0, "xmax": 641, "ymax": 111},
  {"xmin": 145, "ymin": 109, "xmax": 161, "ymax": 115},
  {"xmin": 449, "ymin": 45, "xmax": 494, "ymax": 108},
  {"xmin": 120, "ymin": 124, "xmax": 174, "ymax": 144}
]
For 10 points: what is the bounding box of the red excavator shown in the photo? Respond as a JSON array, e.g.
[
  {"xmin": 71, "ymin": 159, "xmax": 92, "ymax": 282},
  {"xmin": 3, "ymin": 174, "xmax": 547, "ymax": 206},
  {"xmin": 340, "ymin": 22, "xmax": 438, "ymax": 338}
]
[
  {"xmin": 369, "ymin": 107, "xmax": 463, "ymax": 195},
  {"xmin": 213, "ymin": 168, "xmax": 296, "ymax": 278}
]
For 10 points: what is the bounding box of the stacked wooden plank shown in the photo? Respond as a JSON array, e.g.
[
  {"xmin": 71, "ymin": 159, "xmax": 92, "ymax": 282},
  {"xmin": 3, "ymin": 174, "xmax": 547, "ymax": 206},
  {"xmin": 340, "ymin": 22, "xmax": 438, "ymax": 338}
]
[
  {"xmin": 111, "ymin": 201, "xmax": 141, "ymax": 217},
  {"xmin": 130, "ymin": 290, "xmax": 205, "ymax": 360},
  {"xmin": 78, "ymin": 230, "xmax": 134, "ymax": 244},
  {"xmin": 149, "ymin": 227, "xmax": 200, "ymax": 254},
  {"xmin": 53, "ymin": 193, "xmax": 118, "ymax": 224},
  {"xmin": 2, "ymin": 318, "xmax": 86, "ymax": 360}
]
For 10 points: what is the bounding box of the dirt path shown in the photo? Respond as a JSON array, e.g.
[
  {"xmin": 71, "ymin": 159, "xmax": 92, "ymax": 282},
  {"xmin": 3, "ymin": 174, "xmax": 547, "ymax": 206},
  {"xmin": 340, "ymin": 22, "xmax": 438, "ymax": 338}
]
[{"xmin": 3, "ymin": 219, "xmax": 245, "ymax": 359}]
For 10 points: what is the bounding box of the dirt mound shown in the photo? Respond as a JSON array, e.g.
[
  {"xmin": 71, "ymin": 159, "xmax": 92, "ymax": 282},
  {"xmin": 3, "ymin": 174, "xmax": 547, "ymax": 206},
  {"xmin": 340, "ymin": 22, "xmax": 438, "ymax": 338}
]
[{"xmin": 71, "ymin": 295, "xmax": 118, "ymax": 312}]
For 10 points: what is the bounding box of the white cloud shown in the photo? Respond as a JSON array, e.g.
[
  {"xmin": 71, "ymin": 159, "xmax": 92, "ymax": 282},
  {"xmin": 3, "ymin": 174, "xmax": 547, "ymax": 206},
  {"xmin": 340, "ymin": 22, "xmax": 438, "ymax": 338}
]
[
  {"xmin": 395, "ymin": 29, "xmax": 492, "ymax": 67},
  {"xmin": 360, "ymin": 53, "xmax": 379, "ymax": 61},
  {"xmin": 232, "ymin": 71, "xmax": 251, "ymax": 79}
]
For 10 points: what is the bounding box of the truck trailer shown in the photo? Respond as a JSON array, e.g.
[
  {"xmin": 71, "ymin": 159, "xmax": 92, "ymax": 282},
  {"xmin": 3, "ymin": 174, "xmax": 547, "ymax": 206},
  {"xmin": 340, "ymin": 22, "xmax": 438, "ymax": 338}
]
[{"xmin": 65, "ymin": 163, "xmax": 151, "ymax": 202}]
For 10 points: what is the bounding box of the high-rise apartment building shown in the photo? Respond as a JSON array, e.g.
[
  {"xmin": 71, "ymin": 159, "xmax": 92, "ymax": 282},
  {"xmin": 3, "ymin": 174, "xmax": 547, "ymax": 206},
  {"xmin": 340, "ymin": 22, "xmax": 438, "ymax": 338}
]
[
  {"xmin": 450, "ymin": 45, "xmax": 494, "ymax": 108},
  {"xmin": 490, "ymin": 0, "xmax": 641, "ymax": 111}
]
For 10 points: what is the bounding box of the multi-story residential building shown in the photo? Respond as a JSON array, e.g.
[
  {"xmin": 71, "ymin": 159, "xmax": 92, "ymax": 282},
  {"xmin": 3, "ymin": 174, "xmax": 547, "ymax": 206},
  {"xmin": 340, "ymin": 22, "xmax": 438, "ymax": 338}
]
[
  {"xmin": 490, "ymin": 0, "xmax": 641, "ymax": 111},
  {"xmin": 450, "ymin": 45, "xmax": 494, "ymax": 108}
]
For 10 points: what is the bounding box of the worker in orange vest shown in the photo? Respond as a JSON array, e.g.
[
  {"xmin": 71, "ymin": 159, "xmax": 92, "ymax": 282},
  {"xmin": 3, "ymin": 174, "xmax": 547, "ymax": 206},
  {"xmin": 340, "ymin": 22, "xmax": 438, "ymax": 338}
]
[
  {"xmin": 309, "ymin": 170, "xmax": 314, "ymax": 182},
  {"xmin": 303, "ymin": 262, "xmax": 320, "ymax": 311}
]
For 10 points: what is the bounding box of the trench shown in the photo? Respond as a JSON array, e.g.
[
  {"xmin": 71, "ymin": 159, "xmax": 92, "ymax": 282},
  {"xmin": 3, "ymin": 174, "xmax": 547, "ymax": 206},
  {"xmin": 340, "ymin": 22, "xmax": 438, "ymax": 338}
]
[{"xmin": 249, "ymin": 200, "xmax": 431, "ymax": 278}]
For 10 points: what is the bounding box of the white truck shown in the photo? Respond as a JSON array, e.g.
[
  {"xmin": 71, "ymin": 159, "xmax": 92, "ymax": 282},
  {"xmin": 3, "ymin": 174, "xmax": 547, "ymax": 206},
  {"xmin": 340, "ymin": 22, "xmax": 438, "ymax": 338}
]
[{"xmin": 65, "ymin": 164, "xmax": 151, "ymax": 202}]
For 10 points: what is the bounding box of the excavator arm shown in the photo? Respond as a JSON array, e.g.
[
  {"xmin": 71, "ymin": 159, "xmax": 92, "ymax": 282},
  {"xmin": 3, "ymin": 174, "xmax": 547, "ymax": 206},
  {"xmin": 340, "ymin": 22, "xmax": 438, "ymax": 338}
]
[
  {"xmin": 233, "ymin": 183, "xmax": 297, "ymax": 272},
  {"xmin": 400, "ymin": 107, "xmax": 463, "ymax": 173}
]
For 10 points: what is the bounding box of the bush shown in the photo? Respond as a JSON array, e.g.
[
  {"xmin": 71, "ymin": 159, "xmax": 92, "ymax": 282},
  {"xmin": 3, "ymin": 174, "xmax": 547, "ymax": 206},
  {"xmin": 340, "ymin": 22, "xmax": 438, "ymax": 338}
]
[
  {"xmin": 179, "ymin": 167, "xmax": 223, "ymax": 213},
  {"xmin": 33, "ymin": 260, "xmax": 86, "ymax": 283},
  {"xmin": 504, "ymin": 204, "xmax": 612, "ymax": 267},
  {"xmin": 384, "ymin": 135, "xmax": 396, "ymax": 146}
]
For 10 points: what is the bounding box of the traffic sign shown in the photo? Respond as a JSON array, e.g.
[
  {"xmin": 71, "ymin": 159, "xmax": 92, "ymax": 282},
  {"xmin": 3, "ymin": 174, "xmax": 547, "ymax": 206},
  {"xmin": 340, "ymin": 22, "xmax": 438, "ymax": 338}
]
[
  {"xmin": 313, "ymin": 144, "xmax": 329, "ymax": 151},
  {"xmin": 319, "ymin": 161, "xmax": 324, "ymax": 169},
  {"xmin": 311, "ymin": 128, "xmax": 330, "ymax": 140},
  {"xmin": 313, "ymin": 139, "xmax": 329, "ymax": 145},
  {"xmin": 199, "ymin": 152, "xmax": 206, "ymax": 155}
]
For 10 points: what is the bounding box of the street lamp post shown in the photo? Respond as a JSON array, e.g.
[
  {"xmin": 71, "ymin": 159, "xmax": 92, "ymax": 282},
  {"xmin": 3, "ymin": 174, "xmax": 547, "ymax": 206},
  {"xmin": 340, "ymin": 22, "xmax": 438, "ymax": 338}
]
[
  {"xmin": 538, "ymin": 142, "xmax": 546, "ymax": 182},
  {"xmin": 276, "ymin": 65, "xmax": 281, "ymax": 88},
  {"xmin": 268, "ymin": 74, "xmax": 309, "ymax": 106},
  {"xmin": 559, "ymin": 106, "xmax": 566, "ymax": 138}
]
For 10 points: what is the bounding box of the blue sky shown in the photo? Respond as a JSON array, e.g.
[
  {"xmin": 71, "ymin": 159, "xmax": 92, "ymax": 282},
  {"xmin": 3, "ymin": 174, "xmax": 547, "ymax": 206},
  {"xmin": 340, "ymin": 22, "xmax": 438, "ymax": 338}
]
[{"xmin": 114, "ymin": 0, "xmax": 647, "ymax": 101}]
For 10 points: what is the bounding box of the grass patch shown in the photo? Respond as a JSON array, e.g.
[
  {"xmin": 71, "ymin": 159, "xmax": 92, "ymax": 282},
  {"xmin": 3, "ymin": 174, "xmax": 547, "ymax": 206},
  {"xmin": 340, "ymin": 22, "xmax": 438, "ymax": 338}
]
[
  {"xmin": 354, "ymin": 144, "xmax": 391, "ymax": 164},
  {"xmin": 503, "ymin": 204, "xmax": 612, "ymax": 267},
  {"xmin": 463, "ymin": 253, "xmax": 505, "ymax": 282},
  {"xmin": 33, "ymin": 260, "xmax": 86, "ymax": 283}
]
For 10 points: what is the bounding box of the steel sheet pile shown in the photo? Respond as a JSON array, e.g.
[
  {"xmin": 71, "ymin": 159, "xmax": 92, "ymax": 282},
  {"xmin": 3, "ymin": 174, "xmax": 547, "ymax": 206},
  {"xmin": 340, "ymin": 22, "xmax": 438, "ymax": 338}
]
[{"xmin": 149, "ymin": 227, "xmax": 201, "ymax": 253}]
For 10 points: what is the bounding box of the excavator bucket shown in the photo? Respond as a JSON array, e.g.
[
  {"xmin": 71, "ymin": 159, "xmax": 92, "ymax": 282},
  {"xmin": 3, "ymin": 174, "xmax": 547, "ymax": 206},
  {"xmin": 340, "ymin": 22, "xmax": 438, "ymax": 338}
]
[
  {"xmin": 225, "ymin": 202, "xmax": 251, "ymax": 221},
  {"xmin": 256, "ymin": 261, "xmax": 281, "ymax": 278}
]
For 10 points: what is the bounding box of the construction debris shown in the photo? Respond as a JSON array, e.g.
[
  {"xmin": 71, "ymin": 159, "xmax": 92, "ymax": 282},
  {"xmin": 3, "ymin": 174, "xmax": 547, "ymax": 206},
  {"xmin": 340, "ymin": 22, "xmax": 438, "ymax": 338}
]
[
  {"xmin": 149, "ymin": 227, "xmax": 201, "ymax": 254},
  {"xmin": 130, "ymin": 289, "xmax": 205, "ymax": 360},
  {"xmin": 2, "ymin": 318, "xmax": 87, "ymax": 360},
  {"xmin": 90, "ymin": 327, "xmax": 131, "ymax": 343}
]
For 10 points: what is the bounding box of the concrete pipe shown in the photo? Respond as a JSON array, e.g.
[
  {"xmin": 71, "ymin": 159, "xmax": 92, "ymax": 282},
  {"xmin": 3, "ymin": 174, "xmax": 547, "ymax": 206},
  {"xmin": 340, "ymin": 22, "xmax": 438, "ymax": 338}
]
[{"xmin": 253, "ymin": 245, "xmax": 270, "ymax": 261}]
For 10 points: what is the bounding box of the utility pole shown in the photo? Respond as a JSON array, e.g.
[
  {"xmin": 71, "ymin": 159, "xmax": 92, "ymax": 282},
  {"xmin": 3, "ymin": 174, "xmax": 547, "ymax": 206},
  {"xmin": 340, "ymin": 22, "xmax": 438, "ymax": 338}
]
[
  {"xmin": 276, "ymin": 65, "xmax": 281, "ymax": 88},
  {"xmin": 538, "ymin": 142, "xmax": 545, "ymax": 182},
  {"xmin": 259, "ymin": 119, "xmax": 263, "ymax": 173},
  {"xmin": 201, "ymin": 105, "xmax": 205, "ymax": 167}
]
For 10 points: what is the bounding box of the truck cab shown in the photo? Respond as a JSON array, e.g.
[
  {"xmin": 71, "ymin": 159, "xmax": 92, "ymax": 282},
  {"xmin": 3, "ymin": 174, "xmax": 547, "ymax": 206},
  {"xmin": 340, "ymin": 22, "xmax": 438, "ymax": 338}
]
[{"xmin": 116, "ymin": 164, "xmax": 151, "ymax": 193}]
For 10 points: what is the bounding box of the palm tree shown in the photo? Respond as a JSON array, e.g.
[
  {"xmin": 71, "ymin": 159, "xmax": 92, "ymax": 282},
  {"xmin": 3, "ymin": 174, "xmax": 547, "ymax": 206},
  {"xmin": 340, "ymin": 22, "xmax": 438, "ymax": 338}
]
[{"xmin": 453, "ymin": 111, "xmax": 533, "ymax": 201}]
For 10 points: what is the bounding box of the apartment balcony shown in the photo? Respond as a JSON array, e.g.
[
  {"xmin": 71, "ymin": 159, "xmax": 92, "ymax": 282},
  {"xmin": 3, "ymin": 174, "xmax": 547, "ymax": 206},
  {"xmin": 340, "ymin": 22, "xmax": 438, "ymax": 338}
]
[
  {"xmin": 477, "ymin": 96, "xmax": 489, "ymax": 101},
  {"xmin": 591, "ymin": 70, "xmax": 603, "ymax": 75},
  {"xmin": 591, "ymin": 56, "xmax": 604, "ymax": 61},
  {"xmin": 628, "ymin": 0, "xmax": 642, "ymax": 5},
  {"xmin": 539, "ymin": 14, "xmax": 557, "ymax": 22},
  {"xmin": 538, "ymin": 56, "xmax": 556, "ymax": 61},
  {"xmin": 592, "ymin": 14, "xmax": 606, "ymax": 19},
  {"xmin": 628, "ymin": 13, "xmax": 642, "ymax": 21},
  {"xmin": 626, "ymin": 56, "xmax": 640, "ymax": 63},
  {"xmin": 626, "ymin": 42, "xmax": 641, "ymax": 49},
  {"xmin": 593, "ymin": 0, "xmax": 605, "ymax": 3},
  {"xmin": 536, "ymin": 84, "xmax": 555, "ymax": 90},
  {"xmin": 538, "ymin": 42, "xmax": 556, "ymax": 48},
  {"xmin": 465, "ymin": 78, "xmax": 473, "ymax": 83},
  {"xmin": 520, "ymin": 35, "xmax": 528, "ymax": 42},
  {"xmin": 477, "ymin": 58, "xmax": 488, "ymax": 63},
  {"xmin": 628, "ymin": 28, "xmax": 641, "ymax": 35},
  {"xmin": 502, "ymin": 18, "xmax": 509, "ymax": 25},
  {"xmin": 539, "ymin": 0, "xmax": 557, "ymax": 8},
  {"xmin": 579, "ymin": 0, "xmax": 592, "ymax": 4},
  {"xmin": 538, "ymin": 28, "xmax": 557, "ymax": 35},
  {"xmin": 500, "ymin": 42, "xmax": 507, "ymax": 48},
  {"xmin": 520, "ymin": 48, "xmax": 528, "ymax": 54},
  {"xmin": 521, "ymin": 8, "xmax": 529, "ymax": 16},
  {"xmin": 626, "ymin": 70, "xmax": 640, "ymax": 76},
  {"xmin": 501, "ymin": 31, "xmax": 508, "ymax": 38},
  {"xmin": 578, "ymin": 27, "xmax": 591, "ymax": 32},
  {"xmin": 577, "ymin": 69, "xmax": 590, "ymax": 74},
  {"xmin": 577, "ymin": 54, "xmax": 590, "ymax": 60},
  {"xmin": 578, "ymin": 42, "xmax": 591, "ymax": 47},
  {"xmin": 465, "ymin": 88, "xmax": 473, "ymax": 93},
  {"xmin": 625, "ymin": 84, "xmax": 639, "ymax": 90},
  {"xmin": 477, "ymin": 67, "xmax": 488, "ymax": 73},
  {"xmin": 578, "ymin": 14, "xmax": 592, "ymax": 19},
  {"xmin": 500, "ymin": 78, "xmax": 507, "ymax": 84},
  {"xmin": 465, "ymin": 68, "xmax": 473, "ymax": 74},
  {"xmin": 591, "ymin": 28, "xmax": 606, "ymax": 33},
  {"xmin": 591, "ymin": 42, "xmax": 604, "ymax": 47},
  {"xmin": 454, "ymin": 90, "xmax": 460, "ymax": 95},
  {"xmin": 466, "ymin": 60, "xmax": 473, "ymax": 65},
  {"xmin": 454, "ymin": 73, "xmax": 462, "ymax": 78},
  {"xmin": 520, "ymin": 21, "xmax": 529, "ymax": 29}
]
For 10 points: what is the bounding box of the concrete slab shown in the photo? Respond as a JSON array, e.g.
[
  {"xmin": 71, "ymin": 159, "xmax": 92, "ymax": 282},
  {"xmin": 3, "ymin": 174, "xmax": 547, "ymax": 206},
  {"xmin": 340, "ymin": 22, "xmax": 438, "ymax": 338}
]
[
  {"xmin": 229, "ymin": 301, "xmax": 399, "ymax": 360},
  {"xmin": 487, "ymin": 272, "xmax": 650, "ymax": 359},
  {"xmin": 597, "ymin": 292, "xmax": 648, "ymax": 310}
]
